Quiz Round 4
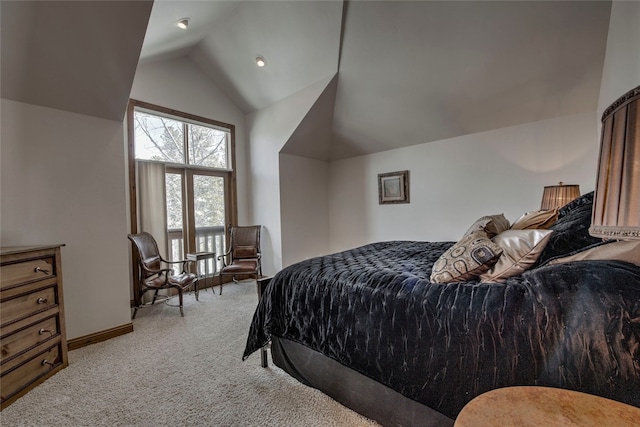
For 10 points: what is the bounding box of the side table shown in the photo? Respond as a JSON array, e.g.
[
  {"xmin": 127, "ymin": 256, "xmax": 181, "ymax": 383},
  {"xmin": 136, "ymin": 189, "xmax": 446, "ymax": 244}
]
[
  {"xmin": 186, "ymin": 251, "xmax": 216, "ymax": 295},
  {"xmin": 455, "ymin": 386, "xmax": 640, "ymax": 426}
]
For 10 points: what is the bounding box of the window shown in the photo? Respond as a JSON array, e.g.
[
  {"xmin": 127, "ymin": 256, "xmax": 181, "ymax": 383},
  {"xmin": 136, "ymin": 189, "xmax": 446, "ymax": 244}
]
[
  {"xmin": 127, "ymin": 100, "xmax": 237, "ymax": 284},
  {"xmin": 133, "ymin": 110, "xmax": 230, "ymax": 169}
]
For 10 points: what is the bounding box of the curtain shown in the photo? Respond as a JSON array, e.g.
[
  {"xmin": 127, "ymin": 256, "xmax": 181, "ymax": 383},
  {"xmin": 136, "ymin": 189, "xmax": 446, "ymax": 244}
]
[
  {"xmin": 137, "ymin": 161, "xmax": 168, "ymax": 256},
  {"xmin": 136, "ymin": 161, "xmax": 168, "ymax": 302}
]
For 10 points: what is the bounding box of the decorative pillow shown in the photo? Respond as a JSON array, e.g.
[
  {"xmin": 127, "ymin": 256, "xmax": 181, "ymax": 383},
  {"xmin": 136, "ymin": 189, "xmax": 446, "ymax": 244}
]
[
  {"xmin": 430, "ymin": 231, "xmax": 503, "ymax": 283},
  {"xmin": 479, "ymin": 229, "xmax": 554, "ymax": 282},
  {"xmin": 547, "ymin": 240, "xmax": 640, "ymax": 266},
  {"xmin": 557, "ymin": 191, "xmax": 594, "ymax": 220},
  {"xmin": 510, "ymin": 209, "xmax": 558, "ymax": 230},
  {"xmin": 535, "ymin": 192, "xmax": 602, "ymax": 266},
  {"xmin": 463, "ymin": 214, "xmax": 510, "ymax": 238}
]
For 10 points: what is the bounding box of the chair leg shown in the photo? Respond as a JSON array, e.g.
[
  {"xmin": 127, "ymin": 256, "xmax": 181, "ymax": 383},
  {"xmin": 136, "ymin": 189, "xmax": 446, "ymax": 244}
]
[
  {"xmin": 151, "ymin": 289, "xmax": 159, "ymax": 305},
  {"xmin": 178, "ymin": 288, "xmax": 184, "ymax": 317},
  {"xmin": 132, "ymin": 289, "xmax": 148, "ymax": 319}
]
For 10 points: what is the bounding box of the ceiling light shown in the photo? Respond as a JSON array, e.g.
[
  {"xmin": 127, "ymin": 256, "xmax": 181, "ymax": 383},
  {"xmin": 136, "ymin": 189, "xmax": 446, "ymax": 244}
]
[
  {"xmin": 256, "ymin": 56, "xmax": 266, "ymax": 67},
  {"xmin": 177, "ymin": 18, "xmax": 190, "ymax": 30}
]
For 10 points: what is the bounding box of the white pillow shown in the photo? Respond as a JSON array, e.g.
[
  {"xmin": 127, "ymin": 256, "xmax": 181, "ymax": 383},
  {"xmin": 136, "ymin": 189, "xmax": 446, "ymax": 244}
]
[{"xmin": 480, "ymin": 229, "xmax": 553, "ymax": 283}]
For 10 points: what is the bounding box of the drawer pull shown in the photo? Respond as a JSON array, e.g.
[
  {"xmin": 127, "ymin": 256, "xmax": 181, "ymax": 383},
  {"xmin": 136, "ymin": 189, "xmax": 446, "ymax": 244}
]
[
  {"xmin": 39, "ymin": 328, "xmax": 54, "ymax": 337},
  {"xmin": 41, "ymin": 359, "xmax": 55, "ymax": 369},
  {"xmin": 36, "ymin": 297, "xmax": 50, "ymax": 309},
  {"xmin": 34, "ymin": 266, "xmax": 50, "ymax": 275}
]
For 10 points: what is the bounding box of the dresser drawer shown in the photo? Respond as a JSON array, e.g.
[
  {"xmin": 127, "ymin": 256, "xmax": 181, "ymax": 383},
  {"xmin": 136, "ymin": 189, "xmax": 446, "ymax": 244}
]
[
  {"xmin": 1, "ymin": 316, "xmax": 59, "ymax": 365},
  {"xmin": 0, "ymin": 287, "xmax": 57, "ymax": 328},
  {"xmin": 0, "ymin": 257, "xmax": 55, "ymax": 290},
  {"xmin": 0, "ymin": 344, "xmax": 62, "ymax": 405}
]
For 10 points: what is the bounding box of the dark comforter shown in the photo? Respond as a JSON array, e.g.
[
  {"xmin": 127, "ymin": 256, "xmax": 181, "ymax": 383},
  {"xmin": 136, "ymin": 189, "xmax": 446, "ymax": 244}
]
[
  {"xmin": 243, "ymin": 194, "xmax": 640, "ymax": 419},
  {"xmin": 243, "ymin": 242, "xmax": 640, "ymax": 418}
]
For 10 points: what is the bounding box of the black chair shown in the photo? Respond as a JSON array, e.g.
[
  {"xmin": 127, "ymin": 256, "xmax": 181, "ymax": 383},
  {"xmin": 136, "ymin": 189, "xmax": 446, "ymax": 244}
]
[
  {"xmin": 217, "ymin": 225, "xmax": 262, "ymax": 294},
  {"xmin": 128, "ymin": 232, "xmax": 198, "ymax": 318}
]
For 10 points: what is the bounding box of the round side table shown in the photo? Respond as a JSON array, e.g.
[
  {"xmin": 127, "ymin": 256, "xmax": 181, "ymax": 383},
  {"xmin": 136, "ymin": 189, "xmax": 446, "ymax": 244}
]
[{"xmin": 455, "ymin": 386, "xmax": 640, "ymax": 427}]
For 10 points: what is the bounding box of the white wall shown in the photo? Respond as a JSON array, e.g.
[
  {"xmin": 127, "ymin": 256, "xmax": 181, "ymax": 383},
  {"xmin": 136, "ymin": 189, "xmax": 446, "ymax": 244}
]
[
  {"xmin": 328, "ymin": 111, "xmax": 598, "ymax": 252},
  {"xmin": 130, "ymin": 58, "xmax": 250, "ymax": 225},
  {"xmin": 597, "ymin": 1, "xmax": 640, "ymax": 119},
  {"xmin": 279, "ymin": 154, "xmax": 330, "ymax": 267},
  {"xmin": 246, "ymin": 76, "xmax": 333, "ymax": 275},
  {"xmin": 1, "ymin": 99, "xmax": 131, "ymax": 340}
]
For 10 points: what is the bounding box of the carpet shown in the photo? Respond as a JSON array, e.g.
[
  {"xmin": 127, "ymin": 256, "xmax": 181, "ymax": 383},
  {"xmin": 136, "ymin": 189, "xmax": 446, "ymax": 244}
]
[{"xmin": 0, "ymin": 281, "xmax": 379, "ymax": 427}]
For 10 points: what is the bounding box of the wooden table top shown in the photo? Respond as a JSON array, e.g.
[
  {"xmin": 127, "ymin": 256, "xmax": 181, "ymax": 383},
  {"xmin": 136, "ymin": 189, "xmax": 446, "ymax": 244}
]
[{"xmin": 454, "ymin": 386, "xmax": 640, "ymax": 427}]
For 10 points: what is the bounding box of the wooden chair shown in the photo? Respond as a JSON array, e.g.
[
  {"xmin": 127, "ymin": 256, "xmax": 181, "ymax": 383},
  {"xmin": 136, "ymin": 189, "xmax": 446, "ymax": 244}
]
[
  {"xmin": 217, "ymin": 225, "xmax": 262, "ymax": 294},
  {"xmin": 128, "ymin": 232, "xmax": 198, "ymax": 318}
]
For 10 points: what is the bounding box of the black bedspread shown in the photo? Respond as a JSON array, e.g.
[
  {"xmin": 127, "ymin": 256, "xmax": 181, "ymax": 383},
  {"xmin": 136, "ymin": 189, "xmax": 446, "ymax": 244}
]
[{"xmin": 243, "ymin": 240, "xmax": 640, "ymax": 418}]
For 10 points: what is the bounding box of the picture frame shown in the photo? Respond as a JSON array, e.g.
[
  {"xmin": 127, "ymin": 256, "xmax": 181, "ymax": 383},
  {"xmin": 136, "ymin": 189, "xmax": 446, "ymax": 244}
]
[{"xmin": 378, "ymin": 170, "xmax": 410, "ymax": 204}]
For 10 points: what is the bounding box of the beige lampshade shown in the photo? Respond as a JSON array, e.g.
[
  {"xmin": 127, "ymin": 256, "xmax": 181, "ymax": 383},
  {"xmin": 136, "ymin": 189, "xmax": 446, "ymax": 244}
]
[
  {"xmin": 540, "ymin": 182, "xmax": 581, "ymax": 210},
  {"xmin": 590, "ymin": 85, "xmax": 640, "ymax": 240}
]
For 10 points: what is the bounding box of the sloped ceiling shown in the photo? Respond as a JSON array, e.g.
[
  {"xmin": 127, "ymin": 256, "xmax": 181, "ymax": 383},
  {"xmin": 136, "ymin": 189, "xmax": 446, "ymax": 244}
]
[
  {"xmin": 140, "ymin": 0, "xmax": 608, "ymax": 161},
  {"xmin": 283, "ymin": 75, "xmax": 339, "ymax": 161},
  {"xmin": 2, "ymin": 1, "xmax": 611, "ymax": 159},
  {"xmin": 1, "ymin": 0, "xmax": 153, "ymax": 122},
  {"xmin": 330, "ymin": 0, "xmax": 611, "ymax": 159},
  {"xmin": 188, "ymin": 0, "xmax": 344, "ymax": 113}
]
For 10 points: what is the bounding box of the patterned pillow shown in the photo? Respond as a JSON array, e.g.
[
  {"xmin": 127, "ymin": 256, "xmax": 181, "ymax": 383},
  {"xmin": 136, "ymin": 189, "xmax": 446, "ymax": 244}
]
[
  {"xmin": 430, "ymin": 230, "xmax": 503, "ymax": 283},
  {"xmin": 510, "ymin": 209, "xmax": 558, "ymax": 230},
  {"xmin": 480, "ymin": 229, "xmax": 553, "ymax": 282}
]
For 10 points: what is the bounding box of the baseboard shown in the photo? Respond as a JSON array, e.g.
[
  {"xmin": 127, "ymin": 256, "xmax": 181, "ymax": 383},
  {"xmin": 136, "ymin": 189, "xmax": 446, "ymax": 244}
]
[{"xmin": 67, "ymin": 323, "xmax": 134, "ymax": 351}]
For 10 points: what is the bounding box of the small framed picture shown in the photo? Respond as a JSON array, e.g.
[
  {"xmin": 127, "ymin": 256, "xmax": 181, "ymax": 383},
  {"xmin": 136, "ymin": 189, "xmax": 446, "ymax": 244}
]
[{"xmin": 378, "ymin": 170, "xmax": 410, "ymax": 204}]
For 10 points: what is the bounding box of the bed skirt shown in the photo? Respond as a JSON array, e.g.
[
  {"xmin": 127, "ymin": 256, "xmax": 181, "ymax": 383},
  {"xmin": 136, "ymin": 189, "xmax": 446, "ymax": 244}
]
[{"xmin": 270, "ymin": 336, "xmax": 454, "ymax": 427}]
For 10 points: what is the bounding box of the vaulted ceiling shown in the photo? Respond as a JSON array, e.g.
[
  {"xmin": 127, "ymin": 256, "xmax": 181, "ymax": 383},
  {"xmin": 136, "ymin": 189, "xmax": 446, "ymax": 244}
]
[
  {"xmin": 141, "ymin": 1, "xmax": 611, "ymax": 161},
  {"xmin": 2, "ymin": 1, "xmax": 612, "ymax": 161},
  {"xmin": 140, "ymin": 1, "xmax": 611, "ymax": 161}
]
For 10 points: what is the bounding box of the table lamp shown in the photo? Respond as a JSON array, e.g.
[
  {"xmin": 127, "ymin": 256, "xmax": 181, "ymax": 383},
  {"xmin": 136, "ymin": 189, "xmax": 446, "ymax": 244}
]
[
  {"xmin": 590, "ymin": 85, "xmax": 640, "ymax": 240},
  {"xmin": 540, "ymin": 182, "xmax": 581, "ymax": 210}
]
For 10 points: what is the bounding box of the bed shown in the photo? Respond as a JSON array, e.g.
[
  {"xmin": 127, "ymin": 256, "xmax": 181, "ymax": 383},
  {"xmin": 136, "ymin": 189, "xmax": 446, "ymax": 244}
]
[{"xmin": 242, "ymin": 192, "xmax": 640, "ymax": 426}]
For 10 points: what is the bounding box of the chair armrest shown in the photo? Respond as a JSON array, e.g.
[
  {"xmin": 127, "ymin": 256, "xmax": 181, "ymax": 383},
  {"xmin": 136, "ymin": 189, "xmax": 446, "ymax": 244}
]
[
  {"xmin": 217, "ymin": 250, "xmax": 232, "ymax": 266},
  {"xmin": 140, "ymin": 266, "xmax": 173, "ymax": 286},
  {"xmin": 141, "ymin": 266, "xmax": 173, "ymax": 275}
]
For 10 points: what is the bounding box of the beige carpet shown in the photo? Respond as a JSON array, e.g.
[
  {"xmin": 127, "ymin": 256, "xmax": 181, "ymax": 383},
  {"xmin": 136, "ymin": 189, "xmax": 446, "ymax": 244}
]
[{"xmin": 0, "ymin": 281, "xmax": 379, "ymax": 427}]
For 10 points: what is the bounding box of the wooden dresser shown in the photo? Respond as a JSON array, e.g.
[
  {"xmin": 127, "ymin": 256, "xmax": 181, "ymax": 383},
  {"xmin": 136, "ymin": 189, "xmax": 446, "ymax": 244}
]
[{"xmin": 1, "ymin": 245, "xmax": 68, "ymax": 410}]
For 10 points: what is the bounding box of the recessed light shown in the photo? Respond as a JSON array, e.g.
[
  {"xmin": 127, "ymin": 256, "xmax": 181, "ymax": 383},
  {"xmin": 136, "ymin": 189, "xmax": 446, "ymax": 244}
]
[
  {"xmin": 256, "ymin": 56, "xmax": 266, "ymax": 67},
  {"xmin": 177, "ymin": 18, "xmax": 190, "ymax": 30}
]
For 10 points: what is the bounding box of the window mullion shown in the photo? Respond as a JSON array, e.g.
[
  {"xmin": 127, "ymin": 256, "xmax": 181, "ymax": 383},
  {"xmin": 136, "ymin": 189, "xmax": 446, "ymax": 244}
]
[{"xmin": 183, "ymin": 122, "xmax": 189, "ymax": 165}]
